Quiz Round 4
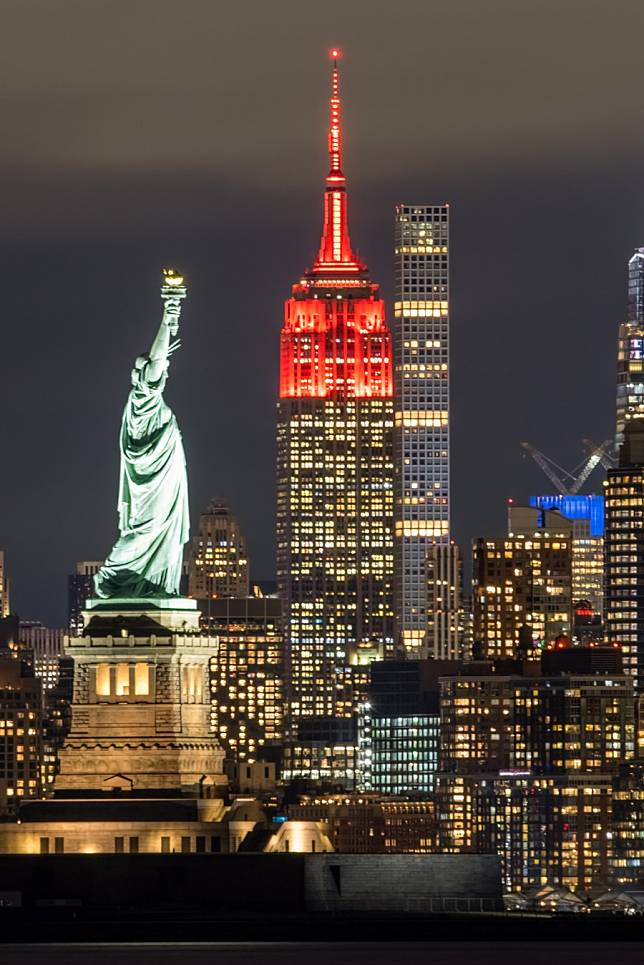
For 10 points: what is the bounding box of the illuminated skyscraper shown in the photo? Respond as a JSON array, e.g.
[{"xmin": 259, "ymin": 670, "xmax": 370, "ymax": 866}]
[
  {"xmin": 17, "ymin": 621, "xmax": 65, "ymax": 691},
  {"xmin": 277, "ymin": 52, "xmax": 394, "ymax": 782},
  {"xmin": 207, "ymin": 596, "xmax": 284, "ymax": 763},
  {"xmin": 473, "ymin": 506, "xmax": 573, "ymax": 657},
  {"xmin": 188, "ymin": 498, "xmax": 249, "ymax": 615},
  {"xmin": 437, "ymin": 649, "xmax": 635, "ymax": 893},
  {"xmin": 616, "ymin": 247, "xmax": 644, "ymax": 445},
  {"xmin": 530, "ymin": 495, "xmax": 604, "ymax": 617},
  {"xmin": 605, "ymin": 417, "xmax": 644, "ymax": 690},
  {"xmin": 0, "ymin": 550, "xmax": 9, "ymax": 618},
  {"xmin": 0, "ymin": 657, "xmax": 44, "ymax": 816},
  {"xmin": 394, "ymin": 204, "xmax": 450, "ymax": 656}
]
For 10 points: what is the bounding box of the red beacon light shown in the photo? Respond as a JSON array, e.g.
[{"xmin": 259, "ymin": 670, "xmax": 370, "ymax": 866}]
[{"xmin": 330, "ymin": 48, "xmax": 341, "ymax": 60}]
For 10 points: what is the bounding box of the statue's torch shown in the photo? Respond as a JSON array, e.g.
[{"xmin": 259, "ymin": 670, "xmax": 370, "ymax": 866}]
[{"xmin": 161, "ymin": 268, "xmax": 187, "ymax": 335}]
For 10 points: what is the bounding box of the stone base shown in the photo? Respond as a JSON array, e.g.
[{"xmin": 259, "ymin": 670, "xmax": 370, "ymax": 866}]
[
  {"xmin": 84, "ymin": 596, "xmax": 200, "ymax": 631},
  {"xmin": 56, "ymin": 739, "xmax": 227, "ymax": 794},
  {"xmin": 57, "ymin": 613, "xmax": 224, "ymax": 795}
]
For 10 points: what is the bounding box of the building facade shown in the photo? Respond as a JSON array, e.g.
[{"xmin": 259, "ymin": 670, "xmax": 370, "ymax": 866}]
[
  {"xmin": 276, "ymin": 52, "xmax": 394, "ymax": 784},
  {"xmin": 438, "ymin": 771, "xmax": 614, "ymax": 894},
  {"xmin": 288, "ymin": 793, "xmax": 437, "ymax": 853},
  {"xmin": 207, "ymin": 596, "xmax": 284, "ymax": 763},
  {"xmin": 187, "ymin": 498, "xmax": 249, "ymax": 607},
  {"xmin": 616, "ymin": 247, "xmax": 644, "ymax": 446},
  {"xmin": 605, "ymin": 417, "xmax": 644, "ymax": 691},
  {"xmin": 611, "ymin": 758, "xmax": 644, "ymax": 885},
  {"xmin": 436, "ymin": 652, "xmax": 635, "ymax": 892},
  {"xmin": 393, "ymin": 204, "xmax": 450, "ymax": 657},
  {"xmin": 359, "ymin": 659, "xmax": 453, "ymax": 795},
  {"xmin": 426, "ymin": 541, "xmax": 464, "ymax": 659},
  {"xmin": 68, "ymin": 561, "xmax": 103, "ymax": 637},
  {"xmin": 530, "ymin": 495, "xmax": 604, "ymax": 618},
  {"xmin": 0, "ymin": 658, "xmax": 44, "ymax": 816},
  {"xmin": 473, "ymin": 506, "xmax": 573, "ymax": 657},
  {"xmin": 17, "ymin": 621, "xmax": 65, "ymax": 691}
]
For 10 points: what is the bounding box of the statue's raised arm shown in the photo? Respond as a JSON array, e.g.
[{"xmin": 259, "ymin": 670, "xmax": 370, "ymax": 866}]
[
  {"xmin": 94, "ymin": 269, "xmax": 190, "ymax": 601},
  {"xmin": 145, "ymin": 268, "xmax": 186, "ymax": 381}
]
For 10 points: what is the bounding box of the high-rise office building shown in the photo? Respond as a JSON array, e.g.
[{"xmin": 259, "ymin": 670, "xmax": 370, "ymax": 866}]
[
  {"xmin": 360, "ymin": 659, "xmax": 456, "ymax": 795},
  {"xmin": 530, "ymin": 495, "xmax": 604, "ymax": 618},
  {"xmin": 17, "ymin": 621, "xmax": 65, "ymax": 691},
  {"xmin": 0, "ymin": 550, "xmax": 9, "ymax": 617},
  {"xmin": 605, "ymin": 417, "xmax": 644, "ymax": 690},
  {"xmin": 437, "ymin": 649, "xmax": 635, "ymax": 892},
  {"xmin": 473, "ymin": 506, "xmax": 573, "ymax": 657},
  {"xmin": 276, "ymin": 52, "xmax": 394, "ymax": 783},
  {"xmin": 0, "ymin": 657, "xmax": 44, "ymax": 816},
  {"xmin": 426, "ymin": 541, "xmax": 464, "ymax": 659},
  {"xmin": 611, "ymin": 758, "xmax": 644, "ymax": 886},
  {"xmin": 616, "ymin": 248, "xmax": 644, "ymax": 446},
  {"xmin": 207, "ymin": 596, "xmax": 284, "ymax": 763},
  {"xmin": 393, "ymin": 204, "xmax": 450, "ymax": 656},
  {"xmin": 68, "ymin": 561, "xmax": 103, "ymax": 637},
  {"xmin": 188, "ymin": 499, "xmax": 249, "ymax": 610}
]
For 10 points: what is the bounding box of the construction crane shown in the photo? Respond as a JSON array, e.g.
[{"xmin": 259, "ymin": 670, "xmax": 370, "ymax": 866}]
[
  {"xmin": 581, "ymin": 438, "xmax": 617, "ymax": 471},
  {"xmin": 520, "ymin": 439, "xmax": 614, "ymax": 495}
]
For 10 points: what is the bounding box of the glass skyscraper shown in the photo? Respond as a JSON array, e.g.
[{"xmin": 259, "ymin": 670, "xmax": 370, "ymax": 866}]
[
  {"xmin": 616, "ymin": 247, "xmax": 644, "ymax": 445},
  {"xmin": 393, "ymin": 205, "xmax": 450, "ymax": 655}
]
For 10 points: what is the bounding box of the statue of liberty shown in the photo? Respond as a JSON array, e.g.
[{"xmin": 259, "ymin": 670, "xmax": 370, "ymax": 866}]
[{"xmin": 94, "ymin": 270, "xmax": 190, "ymax": 600}]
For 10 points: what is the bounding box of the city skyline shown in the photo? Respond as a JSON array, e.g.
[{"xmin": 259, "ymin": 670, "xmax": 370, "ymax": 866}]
[
  {"xmin": 1, "ymin": 2, "xmax": 644, "ymax": 625},
  {"xmin": 2, "ymin": 3, "xmax": 644, "ymax": 939}
]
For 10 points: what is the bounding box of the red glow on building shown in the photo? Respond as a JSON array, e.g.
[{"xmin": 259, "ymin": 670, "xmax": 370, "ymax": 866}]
[
  {"xmin": 279, "ymin": 53, "xmax": 392, "ymax": 400},
  {"xmin": 280, "ymin": 298, "xmax": 392, "ymax": 399}
]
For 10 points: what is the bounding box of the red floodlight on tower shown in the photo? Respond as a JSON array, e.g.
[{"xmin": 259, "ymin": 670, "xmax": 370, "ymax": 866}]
[
  {"xmin": 279, "ymin": 50, "xmax": 392, "ymax": 400},
  {"xmin": 312, "ymin": 48, "xmax": 364, "ymax": 274}
]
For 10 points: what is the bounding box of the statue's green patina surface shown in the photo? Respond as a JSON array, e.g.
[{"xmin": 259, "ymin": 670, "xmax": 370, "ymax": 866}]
[{"xmin": 94, "ymin": 271, "xmax": 189, "ymax": 600}]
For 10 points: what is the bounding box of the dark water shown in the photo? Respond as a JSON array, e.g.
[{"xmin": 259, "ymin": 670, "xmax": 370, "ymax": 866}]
[{"xmin": 1, "ymin": 944, "xmax": 642, "ymax": 965}]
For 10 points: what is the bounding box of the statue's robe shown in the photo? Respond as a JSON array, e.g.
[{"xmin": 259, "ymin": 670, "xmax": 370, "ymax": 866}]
[{"xmin": 94, "ymin": 360, "xmax": 189, "ymax": 598}]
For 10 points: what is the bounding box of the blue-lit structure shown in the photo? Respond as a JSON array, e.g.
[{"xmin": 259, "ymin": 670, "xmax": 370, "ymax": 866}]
[{"xmin": 529, "ymin": 495, "xmax": 605, "ymax": 538}]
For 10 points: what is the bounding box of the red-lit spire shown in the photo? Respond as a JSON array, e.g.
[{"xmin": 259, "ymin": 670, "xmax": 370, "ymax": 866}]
[{"xmin": 312, "ymin": 49, "xmax": 365, "ymax": 275}]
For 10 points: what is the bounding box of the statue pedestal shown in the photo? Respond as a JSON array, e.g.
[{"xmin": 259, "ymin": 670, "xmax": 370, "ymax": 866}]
[
  {"xmin": 85, "ymin": 596, "xmax": 201, "ymax": 631},
  {"xmin": 56, "ymin": 597, "xmax": 225, "ymax": 795}
]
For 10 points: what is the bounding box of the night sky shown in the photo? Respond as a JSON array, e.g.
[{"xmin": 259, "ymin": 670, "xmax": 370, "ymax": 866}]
[{"xmin": 1, "ymin": 0, "xmax": 644, "ymax": 626}]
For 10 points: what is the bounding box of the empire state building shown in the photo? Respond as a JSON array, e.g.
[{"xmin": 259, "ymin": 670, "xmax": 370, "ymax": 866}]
[{"xmin": 276, "ymin": 51, "xmax": 394, "ymax": 783}]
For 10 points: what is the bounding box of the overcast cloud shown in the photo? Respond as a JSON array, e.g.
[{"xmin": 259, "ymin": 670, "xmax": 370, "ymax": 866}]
[{"xmin": 1, "ymin": 0, "xmax": 643, "ymax": 623}]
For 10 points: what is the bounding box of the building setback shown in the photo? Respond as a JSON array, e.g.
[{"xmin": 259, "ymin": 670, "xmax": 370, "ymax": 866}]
[
  {"xmin": 276, "ymin": 52, "xmax": 394, "ymax": 783},
  {"xmin": 393, "ymin": 204, "xmax": 450, "ymax": 657}
]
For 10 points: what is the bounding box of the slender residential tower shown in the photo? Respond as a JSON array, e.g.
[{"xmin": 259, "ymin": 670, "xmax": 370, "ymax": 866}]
[
  {"xmin": 277, "ymin": 51, "xmax": 394, "ymax": 784},
  {"xmin": 393, "ymin": 205, "xmax": 450, "ymax": 655},
  {"xmin": 616, "ymin": 247, "xmax": 644, "ymax": 446}
]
